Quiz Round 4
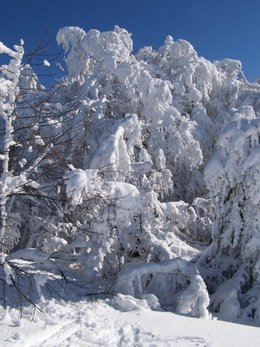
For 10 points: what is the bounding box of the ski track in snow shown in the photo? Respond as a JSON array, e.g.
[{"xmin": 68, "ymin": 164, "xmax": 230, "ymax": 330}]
[
  {"xmin": 25, "ymin": 322, "xmax": 79, "ymax": 347},
  {"xmin": 169, "ymin": 337, "xmax": 209, "ymax": 347}
]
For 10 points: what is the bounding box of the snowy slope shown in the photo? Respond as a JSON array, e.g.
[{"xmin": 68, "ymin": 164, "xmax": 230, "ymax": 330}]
[{"xmin": 1, "ymin": 298, "xmax": 260, "ymax": 347}]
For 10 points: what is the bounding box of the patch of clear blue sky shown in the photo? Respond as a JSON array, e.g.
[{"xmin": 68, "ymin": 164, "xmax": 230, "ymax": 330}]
[{"xmin": 1, "ymin": 0, "xmax": 260, "ymax": 82}]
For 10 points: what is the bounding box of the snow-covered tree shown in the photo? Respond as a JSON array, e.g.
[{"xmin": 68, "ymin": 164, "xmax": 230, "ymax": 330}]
[
  {"xmin": 1, "ymin": 26, "xmax": 260, "ymax": 321},
  {"xmin": 200, "ymin": 108, "xmax": 260, "ymax": 320}
]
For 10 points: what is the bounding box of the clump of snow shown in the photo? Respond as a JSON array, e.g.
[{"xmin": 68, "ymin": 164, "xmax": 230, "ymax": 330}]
[
  {"xmin": 64, "ymin": 167, "xmax": 100, "ymax": 205},
  {"xmin": 34, "ymin": 274, "xmax": 48, "ymax": 303},
  {"xmin": 3, "ymin": 262, "xmax": 15, "ymax": 285},
  {"xmin": 110, "ymin": 293, "xmax": 161, "ymax": 312},
  {"xmin": 43, "ymin": 59, "xmax": 50, "ymax": 67}
]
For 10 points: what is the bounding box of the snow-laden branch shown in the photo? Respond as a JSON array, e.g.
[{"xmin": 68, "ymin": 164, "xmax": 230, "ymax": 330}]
[{"xmin": 0, "ymin": 42, "xmax": 24, "ymax": 256}]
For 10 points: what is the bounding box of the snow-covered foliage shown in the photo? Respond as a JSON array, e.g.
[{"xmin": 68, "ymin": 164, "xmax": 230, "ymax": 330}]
[
  {"xmin": 201, "ymin": 111, "xmax": 260, "ymax": 320},
  {"xmin": 1, "ymin": 26, "xmax": 260, "ymax": 323},
  {"xmin": 113, "ymin": 258, "xmax": 209, "ymax": 318}
]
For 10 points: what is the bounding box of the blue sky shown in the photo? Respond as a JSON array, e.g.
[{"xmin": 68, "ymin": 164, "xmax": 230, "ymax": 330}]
[{"xmin": 1, "ymin": 0, "xmax": 260, "ymax": 82}]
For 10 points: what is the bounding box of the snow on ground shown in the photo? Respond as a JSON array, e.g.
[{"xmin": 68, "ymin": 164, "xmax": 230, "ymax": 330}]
[{"xmin": 1, "ymin": 297, "xmax": 260, "ymax": 347}]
